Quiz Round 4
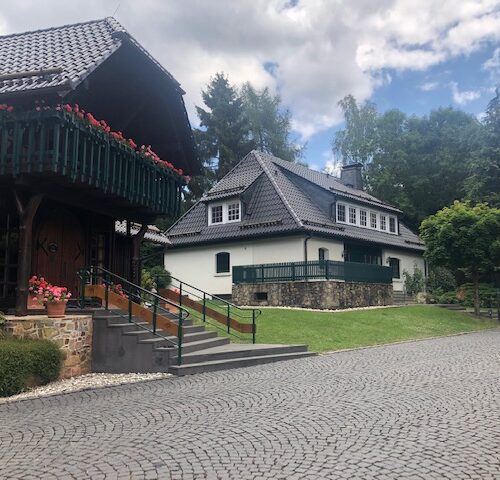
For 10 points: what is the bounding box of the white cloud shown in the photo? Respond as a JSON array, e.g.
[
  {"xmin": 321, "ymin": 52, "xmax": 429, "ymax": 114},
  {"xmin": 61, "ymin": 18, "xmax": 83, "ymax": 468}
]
[
  {"xmin": 450, "ymin": 82, "xmax": 481, "ymax": 105},
  {"xmin": 419, "ymin": 81, "xmax": 440, "ymax": 91},
  {"xmin": 322, "ymin": 150, "xmax": 342, "ymax": 177},
  {"xmin": 0, "ymin": 0, "xmax": 499, "ymax": 139},
  {"xmin": 483, "ymin": 47, "xmax": 500, "ymax": 79}
]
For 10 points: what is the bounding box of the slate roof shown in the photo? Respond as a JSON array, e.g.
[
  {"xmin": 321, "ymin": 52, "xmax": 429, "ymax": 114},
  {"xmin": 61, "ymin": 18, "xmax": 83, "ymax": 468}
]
[
  {"xmin": 0, "ymin": 17, "xmax": 182, "ymax": 97},
  {"xmin": 166, "ymin": 151, "xmax": 424, "ymax": 252},
  {"xmin": 115, "ymin": 221, "xmax": 170, "ymax": 245}
]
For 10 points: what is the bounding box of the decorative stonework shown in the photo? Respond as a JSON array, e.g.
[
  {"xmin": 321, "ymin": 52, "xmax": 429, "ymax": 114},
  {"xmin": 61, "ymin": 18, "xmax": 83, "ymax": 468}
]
[
  {"xmin": 232, "ymin": 280, "xmax": 393, "ymax": 309},
  {"xmin": 4, "ymin": 315, "xmax": 93, "ymax": 379}
]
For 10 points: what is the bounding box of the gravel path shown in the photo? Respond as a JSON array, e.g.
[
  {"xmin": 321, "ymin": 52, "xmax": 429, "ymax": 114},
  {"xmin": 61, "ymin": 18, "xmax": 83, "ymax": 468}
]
[{"xmin": 0, "ymin": 330, "xmax": 499, "ymax": 479}]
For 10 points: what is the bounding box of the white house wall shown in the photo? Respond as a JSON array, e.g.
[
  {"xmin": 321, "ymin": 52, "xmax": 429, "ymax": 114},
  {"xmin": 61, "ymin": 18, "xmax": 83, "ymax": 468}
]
[{"xmin": 382, "ymin": 248, "xmax": 426, "ymax": 292}]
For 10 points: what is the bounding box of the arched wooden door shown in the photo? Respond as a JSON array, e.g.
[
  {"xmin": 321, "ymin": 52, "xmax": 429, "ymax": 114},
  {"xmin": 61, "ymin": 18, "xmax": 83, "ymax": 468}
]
[{"xmin": 32, "ymin": 209, "xmax": 85, "ymax": 296}]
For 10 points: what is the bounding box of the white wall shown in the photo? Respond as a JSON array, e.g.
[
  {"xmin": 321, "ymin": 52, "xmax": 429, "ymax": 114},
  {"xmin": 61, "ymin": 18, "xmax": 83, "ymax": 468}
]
[
  {"xmin": 165, "ymin": 236, "xmax": 306, "ymax": 295},
  {"xmin": 382, "ymin": 248, "xmax": 425, "ymax": 292}
]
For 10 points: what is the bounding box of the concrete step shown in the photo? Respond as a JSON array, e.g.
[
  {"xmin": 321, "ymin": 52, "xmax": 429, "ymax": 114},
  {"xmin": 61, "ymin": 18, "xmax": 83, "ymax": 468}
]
[
  {"xmin": 169, "ymin": 351, "xmax": 317, "ymax": 376},
  {"xmin": 155, "ymin": 336, "xmax": 231, "ymax": 355},
  {"xmin": 180, "ymin": 344, "xmax": 309, "ymax": 364}
]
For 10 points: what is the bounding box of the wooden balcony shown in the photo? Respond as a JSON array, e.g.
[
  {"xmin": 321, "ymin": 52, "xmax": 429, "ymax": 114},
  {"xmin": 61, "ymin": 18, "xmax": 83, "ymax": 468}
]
[{"xmin": 0, "ymin": 109, "xmax": 185, "ymax": 219}]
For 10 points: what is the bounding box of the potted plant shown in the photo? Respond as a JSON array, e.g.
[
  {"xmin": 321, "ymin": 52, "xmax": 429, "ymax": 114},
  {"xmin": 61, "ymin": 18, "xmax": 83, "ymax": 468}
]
[
  {"xmin": 28, "ymin": 275, "xmax": 48, "ymax": 310},
  {"xmin": 43, "ymin": 285, "xmax": 72, "ymax": 318}
]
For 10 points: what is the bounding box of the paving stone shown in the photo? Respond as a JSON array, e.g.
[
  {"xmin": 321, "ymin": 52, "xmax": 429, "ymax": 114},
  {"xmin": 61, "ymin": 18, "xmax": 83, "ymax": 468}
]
[{"xmin": 0, "ymin": 330, "xmax": 499, "ymax": 479}]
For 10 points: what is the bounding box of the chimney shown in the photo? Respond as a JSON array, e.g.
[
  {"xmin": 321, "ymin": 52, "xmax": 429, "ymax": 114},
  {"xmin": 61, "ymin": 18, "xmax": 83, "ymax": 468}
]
[{"xmin": 340, "ymin": 163, "xmax": 363, "ymax": 190}]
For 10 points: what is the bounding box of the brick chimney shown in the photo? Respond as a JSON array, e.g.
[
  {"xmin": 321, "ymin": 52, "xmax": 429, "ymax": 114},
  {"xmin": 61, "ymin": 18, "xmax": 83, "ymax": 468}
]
[{"xmin": 340, "ymin": 163, "xmax": 363, "ymax": 190}]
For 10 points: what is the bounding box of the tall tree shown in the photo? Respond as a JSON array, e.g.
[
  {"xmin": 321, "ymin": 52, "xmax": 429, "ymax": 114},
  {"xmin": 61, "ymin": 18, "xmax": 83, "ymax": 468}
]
[
  {"xmin": 195, "ymin": 73, "xmax": 252, "ymax": 181},
  {"xmin": 420, "ymin": 201, "xmax": 500, "ymax": 315},
  {"xmin": 332, "ymin": 95, "xmax": 378, "ymax": 167},
  {"xmin": 241, "ymin": 83, "xmax": 302, "ymax": 162}
]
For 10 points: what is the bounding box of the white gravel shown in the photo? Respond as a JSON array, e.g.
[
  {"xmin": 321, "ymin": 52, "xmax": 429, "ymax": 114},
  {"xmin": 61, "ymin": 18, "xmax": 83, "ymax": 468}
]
[{"xmin": 0, "ymin": 372, "xmax": 171, "ymax": 404}]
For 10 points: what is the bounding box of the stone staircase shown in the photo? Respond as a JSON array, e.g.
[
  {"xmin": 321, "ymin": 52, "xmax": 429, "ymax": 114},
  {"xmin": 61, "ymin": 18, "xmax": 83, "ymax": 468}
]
[
  {"xmin": 92, "ymin": 309, "xmax": 315, "ymax": 376},
  {"xmin": 393, "ymin": 291, "xmax": 417, "ymax": 305}
]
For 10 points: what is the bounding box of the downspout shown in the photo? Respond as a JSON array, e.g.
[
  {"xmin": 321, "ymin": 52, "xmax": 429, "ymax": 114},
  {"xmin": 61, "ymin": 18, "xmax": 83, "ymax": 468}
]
[{"xmin": 304, "ymin": 235, "xmax": 312, "ymax": 282}]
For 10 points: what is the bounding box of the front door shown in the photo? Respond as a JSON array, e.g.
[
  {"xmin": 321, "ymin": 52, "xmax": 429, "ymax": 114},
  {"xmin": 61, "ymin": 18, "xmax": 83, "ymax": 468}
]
[{"xmin": 32, "ymin": 208, "xmax": 85, "ymax": 296}]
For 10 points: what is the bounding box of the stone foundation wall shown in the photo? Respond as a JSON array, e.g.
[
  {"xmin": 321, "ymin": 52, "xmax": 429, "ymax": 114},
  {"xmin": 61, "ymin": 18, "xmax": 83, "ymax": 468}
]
[
  {"xmin": 5, "ymin": 315, "xmax": 93, "ymax": 379},
  {"xmin": 232, "ymin": 280, "xmax": 393, "ymax": 310}
]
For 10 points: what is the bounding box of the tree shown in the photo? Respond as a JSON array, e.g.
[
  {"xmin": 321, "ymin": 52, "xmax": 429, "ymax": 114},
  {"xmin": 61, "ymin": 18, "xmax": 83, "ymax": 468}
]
[
  {"xmin": 195, "ymin": 73, "xmax": 253, "ymax": 181},
  {"xmin": 420, "ymin": 201, "xmax": 500, "ymax": 315},
  {"xmin": 332, "ymin": 95, "xmax": 378, "ymax": 167},
  {"xmin": 241, "ymin": 83, "xmax": 302, "ymax": 162}
]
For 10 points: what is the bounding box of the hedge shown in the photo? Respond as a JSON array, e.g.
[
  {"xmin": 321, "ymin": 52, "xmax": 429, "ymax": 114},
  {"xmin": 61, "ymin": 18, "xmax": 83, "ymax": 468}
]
[{"xmin": 0, "ymin": 338, "xmax": 63, "ymax": 397}]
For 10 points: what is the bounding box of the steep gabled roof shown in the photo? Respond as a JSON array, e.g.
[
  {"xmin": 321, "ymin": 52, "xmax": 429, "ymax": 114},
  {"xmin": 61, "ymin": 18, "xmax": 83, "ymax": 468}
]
[
  {"xmin": 167, "ymin": 151, "xmax": 424, "ymax": 251},
  {"xmin": 0, "ymin": 17, "xmax": 181, "ymax": 97}
]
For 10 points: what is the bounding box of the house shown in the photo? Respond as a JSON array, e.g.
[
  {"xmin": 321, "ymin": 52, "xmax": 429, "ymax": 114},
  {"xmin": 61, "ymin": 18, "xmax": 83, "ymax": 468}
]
[
  {"xmin": 0, "ymin": 18, "xmax": 200, "ymax": 315},
  {"xmin": 165, "ymin": 150, "xmax": 426, "ymax": 305}
]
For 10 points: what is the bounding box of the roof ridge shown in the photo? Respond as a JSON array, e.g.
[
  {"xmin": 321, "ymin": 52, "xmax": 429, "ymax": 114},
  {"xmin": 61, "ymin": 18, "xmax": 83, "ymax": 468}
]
[
  {"xmin": 0, "ymin": 17, "xmax": 115, "ymax": 40},
  {"xmin": 254, "ymin": 151, "xmax": 304, "ymax": 229}
]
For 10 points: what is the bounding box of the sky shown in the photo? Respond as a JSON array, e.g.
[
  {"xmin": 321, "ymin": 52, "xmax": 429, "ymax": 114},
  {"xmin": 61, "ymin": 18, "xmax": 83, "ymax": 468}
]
[{"xmin": 0, "ymin": 0, "xmax": 499, "ymax": 171}]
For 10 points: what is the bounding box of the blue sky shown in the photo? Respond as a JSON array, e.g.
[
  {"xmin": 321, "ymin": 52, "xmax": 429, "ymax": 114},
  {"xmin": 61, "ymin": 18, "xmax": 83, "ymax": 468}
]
[{"xmin": 0, "ymin": 1, "xmax": 499, "ymax": 173}]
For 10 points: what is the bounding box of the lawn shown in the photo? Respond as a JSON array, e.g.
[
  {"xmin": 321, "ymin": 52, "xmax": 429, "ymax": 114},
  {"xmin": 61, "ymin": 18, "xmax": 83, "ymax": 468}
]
[{"xmin": 194, "ymin": 305, "xmax": 497, "ymax": 352}]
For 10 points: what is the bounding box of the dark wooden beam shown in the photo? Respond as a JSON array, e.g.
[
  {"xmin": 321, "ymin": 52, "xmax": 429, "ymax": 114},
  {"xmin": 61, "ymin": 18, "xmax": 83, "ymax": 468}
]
[
  {"xmin": 13, "ymin": 190, "xmax": 43, "ymax": 316},
  {"xmin": 131, "ymin": 224, "xmax": 148, "ymax": 286}
]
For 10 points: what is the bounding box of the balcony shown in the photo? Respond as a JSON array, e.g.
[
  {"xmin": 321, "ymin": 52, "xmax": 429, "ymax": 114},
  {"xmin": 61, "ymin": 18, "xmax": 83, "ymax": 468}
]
[
  {"xmin": 0, "ymin": 109, "xmax": 186, "ymax": 219},
  {"xmin": 233, "ymin": 260, "xmax": 393, "ymax": 285}
]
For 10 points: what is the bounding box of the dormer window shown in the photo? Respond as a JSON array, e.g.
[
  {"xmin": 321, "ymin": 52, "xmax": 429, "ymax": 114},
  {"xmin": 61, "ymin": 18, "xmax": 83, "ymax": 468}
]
[
  {"xmin": 336, "ymin": 200, "xmax": 398, "ymax": 235},
  {"xmin": 389, "ymin": 216, "xmax": 397, "ymax": 233},
  {"xmin": 208, "ymin": 200, "xmax": 241, "ymax": 225}
]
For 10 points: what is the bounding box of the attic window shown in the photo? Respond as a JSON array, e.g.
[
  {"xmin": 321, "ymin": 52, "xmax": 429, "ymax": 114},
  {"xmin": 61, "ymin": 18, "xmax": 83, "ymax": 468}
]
[
  {"xmin": 211, "ymin": 205, "xmax": 223, "ymax": 224},
  {"xmin": 208, "ymin": 200, "xmax": 241, "ymax": 225}
]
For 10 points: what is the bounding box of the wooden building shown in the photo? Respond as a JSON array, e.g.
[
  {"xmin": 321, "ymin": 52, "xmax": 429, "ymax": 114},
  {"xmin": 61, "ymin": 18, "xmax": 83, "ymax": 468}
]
[{"xmin": 0, "ymin": 18, "xmax": 200, "ymax": 314}]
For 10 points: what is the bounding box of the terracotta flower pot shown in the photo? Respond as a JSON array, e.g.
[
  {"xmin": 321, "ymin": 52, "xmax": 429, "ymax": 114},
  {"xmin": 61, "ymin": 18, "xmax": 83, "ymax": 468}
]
[
  {"xmin": 27, "ymin": 294, "xmax": 40, "ymax": 310},
  {"xmin": 46, "ymin": 300, "xmax": 68, "ymax": 318}
]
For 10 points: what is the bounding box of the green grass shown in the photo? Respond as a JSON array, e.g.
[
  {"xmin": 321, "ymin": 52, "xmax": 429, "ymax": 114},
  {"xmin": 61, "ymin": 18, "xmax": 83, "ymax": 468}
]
[{"xmin": 191, "ymin": 305, "xmax": 497, "ymax": 352}]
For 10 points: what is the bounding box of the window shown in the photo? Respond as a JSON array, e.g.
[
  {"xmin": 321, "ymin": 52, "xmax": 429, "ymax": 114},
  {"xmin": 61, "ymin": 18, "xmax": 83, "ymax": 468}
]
[
  {"xmin": 370, "ymin": 212, "xmax": 377, "ymax": 229},
  {"xmin": 389, "ymin": 258, "xmax": 400, "ymax": 279},
  {"xmin": 215, "ymin": 252, "xmax": 230, "ymax": 273},
  {"xmin": 337, "ymin": 203, "xmax": 346, "ymax": 222},
  {"xmin": 227, "ymin": 202, "xmax": 240, "ymax": 222},
  {"xmin": 389, "ymin": 216, "xmax": 397, "ymax": 233},
  {"xmin": 210, "ymin": 205, "xmax": 223, "ymax": 224},
  {"xmin": 380, "ymin": 215, "xmax": 387, "ymax": 231},
  {"xmin": 348, "ymin": 206, "xmax": 357, "ymax": 224},
  {"xmin": 318, "ymin": 248, "xmax": 329, "ymax": 261},
  {"xmin": 360, "ymin": 210, "xmax": 367, "ymax": 227}
]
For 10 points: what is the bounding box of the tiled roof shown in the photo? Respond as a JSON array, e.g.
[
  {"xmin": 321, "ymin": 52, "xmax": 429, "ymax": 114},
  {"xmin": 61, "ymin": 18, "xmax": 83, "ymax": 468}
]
[
  {"xmin": 0, "ymin": 17, "xmax": 181, "ymax": 97},
  {"xmin": 167, "ymin": 151, "xmax": 424, "ymax": 251},
  {"xmin": 115, "ymin": 221, "xmax": 171, "ymax": 245}
]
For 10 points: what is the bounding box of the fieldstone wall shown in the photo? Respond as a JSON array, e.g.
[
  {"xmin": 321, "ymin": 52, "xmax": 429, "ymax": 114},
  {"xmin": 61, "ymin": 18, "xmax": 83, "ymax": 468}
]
[
  {"xmin": 232, "ymin": 280, "xmax": 393, "ymax": 309},
  {"xmin": 5, "ymin": 315, "xmax": 93, "ymax": 379}
]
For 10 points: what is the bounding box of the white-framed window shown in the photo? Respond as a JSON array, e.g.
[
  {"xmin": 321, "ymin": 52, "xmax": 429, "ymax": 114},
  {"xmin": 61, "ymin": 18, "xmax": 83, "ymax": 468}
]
[
  {"xmin": 337, "ymin": 203, "xmax": 346, "ymax": 223},
  {"xmin": 380, "ymin": 215, "xmax": 387, "ymax": 231},
  {"xmin": 348, "ymin": 206, "xmax": 357, "ymax": 224},
  {"xmin": 360, "ymin": 209, "xmax": 367, "ymax": 227},
  {"xmin": 370, "ymin": 212, "xmax": 377, "ymax": 229},
  {"xmin": 210, "ymin": 205, "xmax": 223, "ymax": 224},
  {"xmin": 227, "ymin": 202, "xmax": 240, "ymax": 222},
  {"xmin": 208, "ymin": 200, "xmax": 242, "ymax": 225},
  {"xmin": 389, "ymin": 216, "xmax": 397, "ymax": 233},
  {"xmin": 318, "ymin": 247, "xmax": 329, "ymax": 261}
]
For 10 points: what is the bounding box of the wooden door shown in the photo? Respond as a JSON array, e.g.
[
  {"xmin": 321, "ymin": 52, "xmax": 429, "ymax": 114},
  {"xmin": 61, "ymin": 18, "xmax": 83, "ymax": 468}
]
[{"xmin": 33, "ymin": 209, "xmax": 85, "ymax": 295}]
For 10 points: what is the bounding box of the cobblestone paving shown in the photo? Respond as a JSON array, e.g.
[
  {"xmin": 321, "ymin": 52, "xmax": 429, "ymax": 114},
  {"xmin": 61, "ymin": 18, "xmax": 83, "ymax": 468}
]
[{"xmin": 1, "ymin": 330, "xmax": 499, "ymax": 479}]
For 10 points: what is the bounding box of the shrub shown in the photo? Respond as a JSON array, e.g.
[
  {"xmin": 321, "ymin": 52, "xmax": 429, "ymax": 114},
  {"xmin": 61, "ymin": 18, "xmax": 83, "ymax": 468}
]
[
  {"xmin": 457, "ymin": 283, "xmax": 497, "ymax": 309},
  {"xmin": 403, "ymin": 265, "xmax": 425, "ymax": 296},
  {"xmin": 426, "ymin": 266, "xmax": 457, "ymax": 294},
  {"xmin": 148, "ymin": 266, "xmax": 172, "ymax": 289},
  {"xmin": 0, "ymin": 338, "xmax": 63, "ymax": 397}
]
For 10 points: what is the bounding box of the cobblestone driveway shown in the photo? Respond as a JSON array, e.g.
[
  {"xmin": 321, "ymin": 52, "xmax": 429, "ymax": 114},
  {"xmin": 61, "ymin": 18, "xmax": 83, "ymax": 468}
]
[{"xmin": 1, "ymin": 330, "xmax": 499, "ymax": 480}]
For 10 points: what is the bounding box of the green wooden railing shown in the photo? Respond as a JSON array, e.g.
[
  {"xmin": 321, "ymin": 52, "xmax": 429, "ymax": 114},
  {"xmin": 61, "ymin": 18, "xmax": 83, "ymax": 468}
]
[
  {"xmin": 0, "ymin": 110, "xmax": 184, "ymax": 217},
  {"xmin": 233, "ymin": 260, "xmax": 393, "ymax": 284}
]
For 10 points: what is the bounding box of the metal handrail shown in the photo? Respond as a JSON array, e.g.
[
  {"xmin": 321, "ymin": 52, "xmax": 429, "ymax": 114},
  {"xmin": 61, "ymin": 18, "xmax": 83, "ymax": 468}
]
[
  {"xmin": 155, "ymin": 273, "xmax": 261, "ymax": 343},
  {"xmin": 78, "ymin": 266, "xmax": 190, "ymax": 365}
]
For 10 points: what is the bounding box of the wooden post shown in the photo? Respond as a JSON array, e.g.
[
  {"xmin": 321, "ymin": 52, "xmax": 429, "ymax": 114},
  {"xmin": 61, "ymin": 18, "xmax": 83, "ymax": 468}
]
[
  {"xmin": 131, "ymin": 223, "xmax": 147, "ymax": 286},
  {"xmin": 13, "ymin": 191, "xmax": 43, "ymax": 316}
]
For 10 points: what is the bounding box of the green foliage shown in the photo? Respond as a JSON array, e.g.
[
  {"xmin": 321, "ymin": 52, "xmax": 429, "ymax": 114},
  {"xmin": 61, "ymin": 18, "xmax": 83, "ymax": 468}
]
[
  {"xmin": 141, "ymin": 269, "xmax": 155, "ymax": 291},
  {"xmin": 333, "ymin": 95, "xmax": 378, "ymax": 168},
  {"xmin": 457, "ymin": 283, "xmax": 498, "ymax": 308},
  {"xmin": 426, "ymin": 266, "xmax": 457, "ymax": 294},
  {"xmin": 403, "ymin": 265, "xmax": 425, "ymax": 295},
  {"xmin": 0, "ymin": 311, "xmax": 5, "ymax": 337},
  {"xmin": 0, "ymin": 338, "xmax": 62, "ymax": 397},
  {"xmin": 147, "ymin": 266, "xmax": 171, "ymax": 289},
  {"xmin": 420, "ymin": 201, "xmax": 500, "ymax": 314},
  {"xmin": 241, "ymin": 83, "xmax": 303, "ymax": 162},
  {"xmin": 429, "ymin": 291, "xmax": 459, "ymax": 305},
  {"xmin": 140, "ymin": 241, "xmax": 165, "ymax": 271}
]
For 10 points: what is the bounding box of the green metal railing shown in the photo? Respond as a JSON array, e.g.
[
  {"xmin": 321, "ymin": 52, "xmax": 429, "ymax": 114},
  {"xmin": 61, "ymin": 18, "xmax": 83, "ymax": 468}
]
[
  {"xmin": 0, "ymin": 109, "xmax": 184, "ymax": 217},
  {"xmin": 155, "ymin": 274, "xmax": 261, "ymax": 343},
  {"xmin": 233, "ymin": 260, "xmax": 393, "ymax": 284},
  {"xmin": 78, "ymin": 266, "xmax": 190, "ymax": 365}
]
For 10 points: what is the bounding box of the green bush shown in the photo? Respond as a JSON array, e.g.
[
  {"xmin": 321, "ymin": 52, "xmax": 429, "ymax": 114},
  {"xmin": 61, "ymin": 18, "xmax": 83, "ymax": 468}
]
[
  {"xmin": 457, "ymin": 283, "xmax": 498, "ymax": 308},
  {"xmin": 430, "ymin": 291, "xmax": 459, "ymax": 304},
  {"xmin": 147, "ymin": 266, "xmax": 171, "ymax": 289},
  {"xmin": 426, "ymin": 266, "xmax": 457, "ymax": 294},
  {"xmin": 0, "ymin": 338, "xmax": 63, "ymax": 397},
  {"xmin": 403, "ymin": 265, "xmax": 425, "ymax": 295}
]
